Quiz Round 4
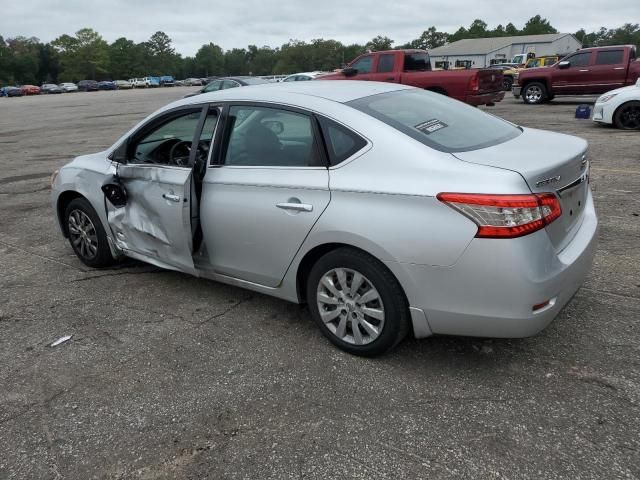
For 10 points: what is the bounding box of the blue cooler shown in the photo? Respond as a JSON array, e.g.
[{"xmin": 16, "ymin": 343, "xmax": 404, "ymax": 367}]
[{"xmin": 575, "ymin": 105, "xmax": 592, "ymax": 119}]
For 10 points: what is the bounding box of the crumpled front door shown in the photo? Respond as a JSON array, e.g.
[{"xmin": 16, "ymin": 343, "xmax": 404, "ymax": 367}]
[{"xmin": 106, "ymin": 164, "xmax": 196, "ymax": 275}]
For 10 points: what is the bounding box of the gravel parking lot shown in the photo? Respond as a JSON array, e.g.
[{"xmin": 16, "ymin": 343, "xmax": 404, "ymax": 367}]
[{"xmin": 1, "ymin": 88, "xmax": 639, "ymax": 479}]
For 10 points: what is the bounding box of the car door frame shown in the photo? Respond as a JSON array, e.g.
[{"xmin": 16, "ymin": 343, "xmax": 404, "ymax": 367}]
[
  {"xmin": 197, "ymin": 100, "xmax": 332, "ymax": 287},
  {"xmin": 551, "ymin": 51, "xmax": 595, "ymax": 94},
  {"xmin": 106, "ymin": 103, "xmax": 216, "ymax": 275}
]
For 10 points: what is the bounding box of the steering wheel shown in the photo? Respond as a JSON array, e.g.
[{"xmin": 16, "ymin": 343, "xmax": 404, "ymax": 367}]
[{"xmin": 168, "ymin": 140, "xmax": 192, "ymax": 166}]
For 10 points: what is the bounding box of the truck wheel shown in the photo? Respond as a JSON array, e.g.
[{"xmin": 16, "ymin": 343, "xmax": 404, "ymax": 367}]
[
  {"xmin": 503, "ymin": 77, "xmax": 513, "ymax": 91},
  {"xmin": 613, "ymin": 101, "xmax": 640, "ymax": 130},
  {"xmin": 522, "ymin": 82, "xmax": 547, "ymax": 105}
]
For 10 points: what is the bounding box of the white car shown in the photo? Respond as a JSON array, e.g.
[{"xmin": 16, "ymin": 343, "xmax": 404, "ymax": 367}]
[
  {"xmin": 281, "ymin": 71, "xmax": 327, "ymax": 82},
  {"xmin": 592, "ymin": 78, "xmax": 640, "ymax": 130},
  {"xmin": 59, "ymin": 82, "xmax": 78, "ymax": 92},
  {"xmin": 128, "ymin": 78, "xmax": 147, "ymax": 88}
]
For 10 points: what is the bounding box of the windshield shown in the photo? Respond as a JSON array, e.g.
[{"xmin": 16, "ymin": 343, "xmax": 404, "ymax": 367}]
[{"xmin": 347, "ymin": 89, "xmax": 521, "ymax": 152}]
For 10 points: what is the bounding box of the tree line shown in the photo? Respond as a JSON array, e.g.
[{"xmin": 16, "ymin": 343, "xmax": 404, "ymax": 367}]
[{"xmin": 1, "ymin": 16, "xmax": 639, "ymax": 85}]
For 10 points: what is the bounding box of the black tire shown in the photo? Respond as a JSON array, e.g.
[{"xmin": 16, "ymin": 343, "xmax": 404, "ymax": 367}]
[
  {"xmin": 613, "ymin": 101, "xmax": 640, "ymax": 130},
  {"xmin": 502, "ymin": 77, "xmax": 513, "ymax": 92},
  {"xmin": 306, "ymin": 247, "xmax": 410, "ymax": 357},
  {"xmin": 522, "ymin": 82, "xmax": 547, "ymax": 105},
  {"xmin": 64, "ymin": 197, "xmax": 115, "ymax": 268}
]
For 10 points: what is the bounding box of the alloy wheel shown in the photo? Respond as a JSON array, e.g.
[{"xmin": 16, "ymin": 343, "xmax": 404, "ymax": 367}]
[
  {"xmin": 316, "ymin": 268, "xmax": 385, "ymax": 345},
  {"xmin": 525, "ymin": 85, "xmax": 543, "ymax": 103},
  {"xmin": 68, "ymin": 209, "xmax": 98, "ymax": 260},
  {"xmin": 618, "ymin": 104, "xmax": 640, "ymax": 129}
]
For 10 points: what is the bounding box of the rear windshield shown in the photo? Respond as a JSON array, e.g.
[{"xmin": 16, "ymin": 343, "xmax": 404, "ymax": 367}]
[
  {"xmin": 347, "ymin": 89, "xmax": 521, "ymax": 152},
  {"xmin": 242, "ymin": 77, "xmax": 269, "ymax": 85}
]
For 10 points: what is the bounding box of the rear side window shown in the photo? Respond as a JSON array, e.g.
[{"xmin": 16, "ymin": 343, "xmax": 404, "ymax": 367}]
[
  {"xmin": 348, "ymin": 89, "xmax": 521, "ymax": 153},
  {"xmin": 567, "ymin": 52, "xmax": 591, "ymax": 67},
  {"xmin": 318, "ymin": 117, "xmax": 367, "ymax": 166},
  {"xmin": 595, "ymin": 50, "xmax": 624, "ymax": 65},
  {"xmin": 404, "ymin": 53, "xmax": 431, "ymax": 71},
  {"xmin": 377, "ymin": 54, "xmax": 395, "ymax": 73}
]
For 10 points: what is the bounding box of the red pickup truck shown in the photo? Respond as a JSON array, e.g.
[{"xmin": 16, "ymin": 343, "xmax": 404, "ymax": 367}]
[
  {"xmin": 320, "ymin": 49, "xmax": 505, "ymax": 106},
  {"xmin": 513, "ymin": 45, "xmax": 640, "ymax": 104}
]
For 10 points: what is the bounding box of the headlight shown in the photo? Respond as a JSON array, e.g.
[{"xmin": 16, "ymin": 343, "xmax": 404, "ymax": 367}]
[
  {"xmin": 598, "ymin": 93, "xmax": 618, "ymax": 103},
  {"xmin": 50, "ymin": 170, "xmax": 59, "ymax": 187}
]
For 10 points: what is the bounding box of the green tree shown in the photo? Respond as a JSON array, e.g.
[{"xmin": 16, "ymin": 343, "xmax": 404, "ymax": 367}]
[
  {"xmin": 468, "ymin": 19, "xmax": 489, "ymax": 38},
  {"xmin": 365, "ymin": 35, "xmax": 394, "ymax": 51},
  {"xmin": 505, "ymin": 23, "xmax": 519, "ymax": 35},
  {"xmin": 52, "ymin": 28, "xmax": 110, "ymax": 81},
  {"xmin": 224, "ymin": 48, "xmax": 249, "ymax": 75},
  {"xmin": 407, "ymin": 27, "xmax": 449, "ymax": 49},
  {"xmin": 194, "ymin": 43, "xmax": 224, "ymax": 77},
  {"xmin": 521, "ymin": 15, "xmax": 558, "ymax": 35}
]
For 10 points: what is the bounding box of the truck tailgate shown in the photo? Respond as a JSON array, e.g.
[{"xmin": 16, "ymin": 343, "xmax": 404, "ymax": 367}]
[{"xmin": 477, "ymin": 69, "xmax": 503, "ymax": 93}]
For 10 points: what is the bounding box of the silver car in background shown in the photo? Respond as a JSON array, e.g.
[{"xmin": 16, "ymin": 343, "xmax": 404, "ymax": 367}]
[{"xmin": 51, "ymin": 81, "xmax": 597, "ymax": 356}]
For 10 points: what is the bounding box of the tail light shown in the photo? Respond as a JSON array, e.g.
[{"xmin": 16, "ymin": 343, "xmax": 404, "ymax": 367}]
[
  {"xmin": 437, "ymin": 193, "xmax": 562, "ymax": 239},
  {"xmin": 469, "ymin": 73, "xmax": 479, "ymax": 92}
]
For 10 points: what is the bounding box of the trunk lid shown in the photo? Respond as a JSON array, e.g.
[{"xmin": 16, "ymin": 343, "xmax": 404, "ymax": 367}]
[
  {"xmin": 476, "ymin": 68, "xmax": 504, "ymax": 93},
  {"xmin": 453, "ymin": 127, "xmax": 590, "ymax": 251}
]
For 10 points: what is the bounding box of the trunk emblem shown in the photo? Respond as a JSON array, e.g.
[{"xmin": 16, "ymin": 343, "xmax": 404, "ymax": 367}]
[{"xmin": 536, "ymin": 175, "xmax": 561, "ymax": 188}]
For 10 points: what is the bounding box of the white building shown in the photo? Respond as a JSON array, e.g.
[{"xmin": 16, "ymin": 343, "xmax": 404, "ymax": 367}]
[{"xmin": 429, "ymin": 33, "xmax": 582, "ymax": 69}]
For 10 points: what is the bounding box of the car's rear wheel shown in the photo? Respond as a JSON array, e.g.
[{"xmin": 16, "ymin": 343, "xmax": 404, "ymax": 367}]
[
  {"xmin": 65, "ymin": 197, "xmax": 115, "ymax": 268},
  {"xmin": 306, "ymin": 248, "xmax": 410, "ymax": 357},
  {"xmin": 522, "ymin": 82, "xmax": 547, "ymax": 104},
  {"xmin": 613, "ymin": 101, "xmax": 640, "ymax": 130}
]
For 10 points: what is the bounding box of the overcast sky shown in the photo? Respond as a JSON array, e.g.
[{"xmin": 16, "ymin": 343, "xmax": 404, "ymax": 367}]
[{"xmin": 2, "ymin": 0, "xmax": 638, "ymax": 56}]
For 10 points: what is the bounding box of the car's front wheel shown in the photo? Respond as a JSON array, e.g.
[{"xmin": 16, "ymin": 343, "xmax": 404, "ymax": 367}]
[
  {"xmin": 64, "ymin": 197, "xmax": 115, "ymax": 268},
  {"xmin": 306, "ymin": 248, "xmax": 410, "ymax": 357},
  {"xmin": 613, "ymin": 101, "xmax": 640, "ymax": 130},
  {"xmin": 522, "ymin": 82, "xmax": 547, "ymax": 104}
]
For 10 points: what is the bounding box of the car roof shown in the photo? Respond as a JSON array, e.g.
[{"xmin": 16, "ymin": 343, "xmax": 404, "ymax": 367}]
[{"xmin": 179, "ymin": 80, "xmax": 411, "ymax": 106}]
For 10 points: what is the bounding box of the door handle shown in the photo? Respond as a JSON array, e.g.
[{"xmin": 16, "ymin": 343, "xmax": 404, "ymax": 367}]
[
  {"xmin": 276, "ymin": 202, "xmax": 313, "ymax": 212},
  {"xmin": 162, "ymin": 193, "xmax": 181, "ymax": 203},
  {"xmin": 579, "ymin": 69, "xmax": 590, "ymax": 72}
]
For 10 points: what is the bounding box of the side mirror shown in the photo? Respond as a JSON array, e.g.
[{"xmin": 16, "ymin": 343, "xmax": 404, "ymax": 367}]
[
  {"xmin": 342, "ymin": 67, "xmax": 358, "ymax": 77},
  {"xmin": 110, "ymin": 140, "xmax": 129, "ymax": 163},
  {"xmin": 101, "ymin": 177, "xmax": 128, "ymax": 208},
  {"xmin": 558, "ymin": 61, "xmax": 570, "ymax": 70}
]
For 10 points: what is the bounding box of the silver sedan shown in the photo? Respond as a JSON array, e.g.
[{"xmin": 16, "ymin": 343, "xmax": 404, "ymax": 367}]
[{"xmin": 51, "ymin": 81, "xmax": 597, "ymax": 356}]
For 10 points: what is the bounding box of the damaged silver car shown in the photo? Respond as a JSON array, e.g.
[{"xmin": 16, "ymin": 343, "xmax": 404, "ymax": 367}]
[{"xmin": 52, "ymin": 81, "xmax": 597, "ymax": 356}]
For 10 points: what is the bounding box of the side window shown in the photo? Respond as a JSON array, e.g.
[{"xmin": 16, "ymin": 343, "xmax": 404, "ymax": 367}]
[
  {"xmin": 283, "ymin": 76, "xmax": 296, "ymax": 82},
  {"xmin": 377, "ymin": 54, "xmax": 395, "ymax": 73},
  {"xmin": 203, "ymin": 80, "xmax": 222, "ymax": 93},
  {"xmin": 404, "ymin": 53, "xmax": 431, "ymax": 71},
  {"xmin": 223, "ymin": 106, "xmax": 323, "ymax": 167},
  {"xmin": 595, "ymin": 50, "xmax": 624, "ymax": 65},
  {"xmin": 351, "ymin": 56, "xmax": 373, "ymax": 74},
  {"xmin": 318, "ymin": 117, "xmax": 367, "ymax": 166},
  {"xmin": 222, "ymin": 80, "xmax": 240, "ymax": 89},
  {"xmin": 129, "ymin": 109, "xmax": 203, "ymax": 167},
  {"xmin": 566, "ymin": 52, "xmax": 591, "ymax": 67}
]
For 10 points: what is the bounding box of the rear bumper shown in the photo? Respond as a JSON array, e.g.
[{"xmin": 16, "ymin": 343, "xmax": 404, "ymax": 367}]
[
  {"xmin": 465, "ymin": 90, "xmax": 505, "ymax": 106},
  {"xmin": 392, "ymin": 190, "xmax": 598, "ymax": 339}
]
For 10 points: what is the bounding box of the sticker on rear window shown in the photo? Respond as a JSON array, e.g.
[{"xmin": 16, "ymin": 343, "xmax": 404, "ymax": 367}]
[{"xmin": 415, "ymin": 119, "xmax": 448, "ymax": 134}]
